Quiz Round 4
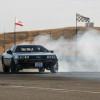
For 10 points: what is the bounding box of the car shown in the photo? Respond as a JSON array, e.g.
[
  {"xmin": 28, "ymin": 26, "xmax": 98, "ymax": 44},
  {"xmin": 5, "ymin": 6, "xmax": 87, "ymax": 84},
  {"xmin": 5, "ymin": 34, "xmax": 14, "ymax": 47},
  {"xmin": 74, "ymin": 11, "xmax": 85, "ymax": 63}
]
[{"xmin": 1, "ymin": 45, "xmax": 59, "ymax": 73}]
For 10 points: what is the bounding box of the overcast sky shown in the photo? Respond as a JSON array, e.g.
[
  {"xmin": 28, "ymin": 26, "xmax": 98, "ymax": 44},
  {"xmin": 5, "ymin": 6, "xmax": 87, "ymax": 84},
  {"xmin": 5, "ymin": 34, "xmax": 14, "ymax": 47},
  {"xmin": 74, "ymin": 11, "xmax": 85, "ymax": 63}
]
[{"xmin": 0, "ymin": 0, "xmax": 99, "ymax": 33}]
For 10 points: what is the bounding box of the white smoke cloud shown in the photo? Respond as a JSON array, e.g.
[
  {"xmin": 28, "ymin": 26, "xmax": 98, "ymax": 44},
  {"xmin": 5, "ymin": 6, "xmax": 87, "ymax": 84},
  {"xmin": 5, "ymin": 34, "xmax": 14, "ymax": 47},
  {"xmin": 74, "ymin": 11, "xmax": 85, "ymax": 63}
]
[{"xmin": 21, "ymin": 29, "xmax": 100, "ymax": 72}]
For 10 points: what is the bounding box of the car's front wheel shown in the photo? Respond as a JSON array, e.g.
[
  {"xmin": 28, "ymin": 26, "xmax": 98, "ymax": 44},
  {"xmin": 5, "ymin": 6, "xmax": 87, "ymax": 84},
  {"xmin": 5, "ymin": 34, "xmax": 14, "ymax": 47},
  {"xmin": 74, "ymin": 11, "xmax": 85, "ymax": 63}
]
[
  {"xmin": 2, "ymin": 59, "xmax": 10, "ymax": 72},
  {"xmin": 50, "ymin": 63, "xmax": 59, "ymax": 73},
  {"xmin": 10, "ymin": 59, "xmax": 17, "ymax": 73},
  {"xmin": 2, "ymin": 63, "xmax": 10, "ymax": 72}
]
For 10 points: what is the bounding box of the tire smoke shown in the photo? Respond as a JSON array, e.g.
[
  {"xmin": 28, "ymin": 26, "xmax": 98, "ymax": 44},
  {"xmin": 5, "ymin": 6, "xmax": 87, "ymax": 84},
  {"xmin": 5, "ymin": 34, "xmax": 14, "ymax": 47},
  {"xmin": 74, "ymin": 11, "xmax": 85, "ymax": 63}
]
[{"xmin": 21, "ymin": 29, "xmax": 100, "ymax": 72}]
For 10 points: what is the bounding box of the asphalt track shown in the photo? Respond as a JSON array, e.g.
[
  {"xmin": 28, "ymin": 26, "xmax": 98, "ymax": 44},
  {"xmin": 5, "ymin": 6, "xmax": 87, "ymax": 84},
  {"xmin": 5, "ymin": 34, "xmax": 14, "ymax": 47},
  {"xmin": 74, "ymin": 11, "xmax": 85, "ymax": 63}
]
[{"xmin": 0, "ymin": 62, "xmax": 100, "ymax": 100}]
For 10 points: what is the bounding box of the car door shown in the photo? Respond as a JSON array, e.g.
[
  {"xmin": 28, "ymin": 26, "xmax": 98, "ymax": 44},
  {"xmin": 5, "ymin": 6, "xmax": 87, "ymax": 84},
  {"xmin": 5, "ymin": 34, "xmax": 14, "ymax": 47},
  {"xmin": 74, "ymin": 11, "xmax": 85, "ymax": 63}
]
[{"xmin": 3, "ymin": 46, "xmax": 15, "ymax": 66}]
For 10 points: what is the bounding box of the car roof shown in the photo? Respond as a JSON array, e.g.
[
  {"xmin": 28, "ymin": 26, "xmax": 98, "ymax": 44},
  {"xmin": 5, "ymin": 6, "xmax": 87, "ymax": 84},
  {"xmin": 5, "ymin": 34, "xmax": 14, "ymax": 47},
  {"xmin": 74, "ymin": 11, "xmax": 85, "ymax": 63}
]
[{"xmin": 14, "ymin": 45, "xmax": 43, "ymax": 47}]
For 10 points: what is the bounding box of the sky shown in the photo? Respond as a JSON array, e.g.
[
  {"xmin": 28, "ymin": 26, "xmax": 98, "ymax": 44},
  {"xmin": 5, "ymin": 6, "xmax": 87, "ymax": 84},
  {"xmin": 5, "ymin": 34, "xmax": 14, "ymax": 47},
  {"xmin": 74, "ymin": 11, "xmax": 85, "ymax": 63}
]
[{"xmin": 0, "ymin": 0, "xmax": 100, "ymax": 33}]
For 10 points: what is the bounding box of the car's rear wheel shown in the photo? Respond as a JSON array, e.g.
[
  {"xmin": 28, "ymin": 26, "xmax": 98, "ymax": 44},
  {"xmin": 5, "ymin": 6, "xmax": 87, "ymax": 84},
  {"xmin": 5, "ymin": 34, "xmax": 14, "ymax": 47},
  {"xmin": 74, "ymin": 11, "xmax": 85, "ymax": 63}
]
[
  {"xmin": 50, "ymin": 63, "xmax": 59, "ymax": 73},
  {"xmin": 2, "ymin": 58, "xmax": 10, "ymax": 72},
  {"xmin": 11, "ymin": 59, "xmax": 17, "ymax": 73},
  {"xmin": 39, "ymin": 68, "xmax": 45, "ymax": 73}
]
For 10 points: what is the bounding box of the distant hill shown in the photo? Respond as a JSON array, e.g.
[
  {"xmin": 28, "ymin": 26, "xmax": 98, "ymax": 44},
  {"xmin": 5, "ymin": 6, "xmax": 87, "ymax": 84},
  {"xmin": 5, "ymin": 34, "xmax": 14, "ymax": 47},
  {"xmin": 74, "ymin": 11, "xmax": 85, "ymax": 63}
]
[{"xmin": 0, "ymin": 27, "xmax": 100, "ymax": 54}]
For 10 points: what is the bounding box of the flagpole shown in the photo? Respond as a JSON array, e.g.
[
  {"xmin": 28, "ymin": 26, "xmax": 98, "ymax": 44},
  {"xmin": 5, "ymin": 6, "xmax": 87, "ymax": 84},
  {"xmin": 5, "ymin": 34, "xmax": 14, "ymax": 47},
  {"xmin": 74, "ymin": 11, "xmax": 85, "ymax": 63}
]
[
  {"xmin": 76, "ymin": 13, "xmax": 77, "ymax": 40},
  {"xmin": 14, "ymin": 17, "xmax": 16, "ymax": 45},
  {"xmin": 76, "ymin": 13, "xmax": 77, "ymax": 57},
  {"xmin": 75, "ymin": 13, "xmax": 90, "ymax": 57}
]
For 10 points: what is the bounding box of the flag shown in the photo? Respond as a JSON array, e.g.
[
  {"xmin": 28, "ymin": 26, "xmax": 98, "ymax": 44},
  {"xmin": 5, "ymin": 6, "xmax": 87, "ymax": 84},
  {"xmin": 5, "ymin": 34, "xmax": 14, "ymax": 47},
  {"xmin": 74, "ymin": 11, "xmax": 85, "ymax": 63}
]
[
  {"xmin": 15, "ymin": 18, "xmax": 23, "ymax": 26},
  {"xmin": 76, "ymin": 13, "xmax": 90, "ymax": 22}
]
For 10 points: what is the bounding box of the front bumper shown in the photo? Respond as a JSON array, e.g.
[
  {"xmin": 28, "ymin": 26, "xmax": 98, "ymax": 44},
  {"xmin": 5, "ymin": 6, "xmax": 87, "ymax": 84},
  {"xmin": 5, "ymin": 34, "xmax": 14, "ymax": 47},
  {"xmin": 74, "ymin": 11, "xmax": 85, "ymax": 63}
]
[{"xmin": 14, "ymin": 59, "xmax": 58, "ymax": 70}]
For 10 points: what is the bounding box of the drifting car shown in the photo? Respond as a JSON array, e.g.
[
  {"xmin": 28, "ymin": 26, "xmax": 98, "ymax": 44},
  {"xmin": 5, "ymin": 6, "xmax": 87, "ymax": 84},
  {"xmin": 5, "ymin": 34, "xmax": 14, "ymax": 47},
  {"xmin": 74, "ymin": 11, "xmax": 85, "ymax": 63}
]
[{"xmin": 1, "ymin": 45, "xmax": 58, "ymax": 73}]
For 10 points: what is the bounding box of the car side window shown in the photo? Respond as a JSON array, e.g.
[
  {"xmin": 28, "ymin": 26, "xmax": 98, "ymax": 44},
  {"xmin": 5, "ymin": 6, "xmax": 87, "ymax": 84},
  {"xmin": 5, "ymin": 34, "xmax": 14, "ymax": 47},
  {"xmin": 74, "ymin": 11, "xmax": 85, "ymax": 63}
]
[
  {"xmin": 7, "ymin": 46, "xmax": 15, "ymax": 53},
  {"xmin": 10, "ymin": 46, "xmax": 15, "ymax": 52}
]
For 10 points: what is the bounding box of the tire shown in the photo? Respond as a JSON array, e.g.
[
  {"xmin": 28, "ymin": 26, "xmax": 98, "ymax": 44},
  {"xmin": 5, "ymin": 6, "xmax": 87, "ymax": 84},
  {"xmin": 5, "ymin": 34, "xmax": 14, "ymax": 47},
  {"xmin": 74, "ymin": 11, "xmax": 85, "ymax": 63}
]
[
  {"xmin": 2, "ymin": 63, "xmax": 10, "ymax": 72},
  {"xmin": 16, "ymin": 69, "xmax": 19, "ymax": 72},
  {"xmin": 50, "ymin": 63, "xmax": 59, "ymax": 73},
  {"xmin": 39, "ymin": 68, "xmax": 45, "ymax": 73},
  {"xmin": 2, "ymin": 59, "xmax": 10, "ymax": 72},
  {"xmin": 11, "ymin": 59, "xmax": 17, "ymax": 73}
]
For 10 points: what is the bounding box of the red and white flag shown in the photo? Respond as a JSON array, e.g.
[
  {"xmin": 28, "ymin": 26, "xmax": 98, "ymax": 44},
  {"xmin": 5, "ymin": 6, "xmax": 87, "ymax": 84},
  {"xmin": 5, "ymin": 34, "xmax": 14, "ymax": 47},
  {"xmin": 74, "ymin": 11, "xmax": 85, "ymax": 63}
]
[{"xmin": 15, "ymin": 18, "xmax": 23, "ymax": 26}]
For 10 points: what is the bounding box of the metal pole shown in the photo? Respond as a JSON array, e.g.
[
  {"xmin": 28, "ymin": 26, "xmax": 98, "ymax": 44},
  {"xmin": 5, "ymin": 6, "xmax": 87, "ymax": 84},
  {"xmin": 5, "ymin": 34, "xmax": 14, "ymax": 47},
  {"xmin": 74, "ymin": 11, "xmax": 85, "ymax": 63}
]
[
  {"xmin": 3, "ymin": 28, "xmax": 5, "ymax": 52},
  {"xmin": 76, "ymin": 13, "xmax": 78, "ymax": 56},
  {"xmin": 26, "ymin": 32, "xmax": 27, "ymax": 42},
  {"xmin": 76, "ymin": 13, "xmax": 78, "ymax": 40},
  {"xmin": 14, "ymin": 17, "xmax": 16, "ymax": 45},
  {"xmin": 50, "ymin": 30, "xmax": 51, "ymax": 39},
  {"xmin": 62, "ymin": 30, "xmax": 64, "ymax": 37}
]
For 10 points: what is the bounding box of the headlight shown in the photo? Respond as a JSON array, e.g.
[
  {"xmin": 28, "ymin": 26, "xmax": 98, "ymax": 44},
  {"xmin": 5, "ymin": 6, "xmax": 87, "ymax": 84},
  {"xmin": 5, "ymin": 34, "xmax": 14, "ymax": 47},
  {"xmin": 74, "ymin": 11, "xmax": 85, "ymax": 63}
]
[
  {"xmin": 20, "ymin": 56, "xmax": 29, "ymax": 59},
  {"xmin": 47, "ymin": 55, "xmax": 56, "ymax": 59},
  {"xmin": 52, "ymin": 55, "xmax": 57, "ymax": 59},
  {"xmin": 47, "ymin": 55, "xmax": 52, "ymax": 59},
  {"xmin": 13, "ymin": 55, "xmax": 19, "ymax": 59}
]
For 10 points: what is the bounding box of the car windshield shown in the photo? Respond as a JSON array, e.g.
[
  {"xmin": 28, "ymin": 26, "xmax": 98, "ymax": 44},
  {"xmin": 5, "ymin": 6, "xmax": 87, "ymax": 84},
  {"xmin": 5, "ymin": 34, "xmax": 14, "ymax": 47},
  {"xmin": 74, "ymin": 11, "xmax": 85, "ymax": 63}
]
[{"xmin": 14, "ymin": 45, "xmax": 49, "ymax": 53}]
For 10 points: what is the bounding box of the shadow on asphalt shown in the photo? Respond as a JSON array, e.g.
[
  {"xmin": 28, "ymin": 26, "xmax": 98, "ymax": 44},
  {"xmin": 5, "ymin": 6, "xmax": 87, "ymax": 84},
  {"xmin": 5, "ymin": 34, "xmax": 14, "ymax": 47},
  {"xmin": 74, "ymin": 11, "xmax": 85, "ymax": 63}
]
[{"xmin": 0, "ymin": 72, "xmax": 50, "ymax": 74}]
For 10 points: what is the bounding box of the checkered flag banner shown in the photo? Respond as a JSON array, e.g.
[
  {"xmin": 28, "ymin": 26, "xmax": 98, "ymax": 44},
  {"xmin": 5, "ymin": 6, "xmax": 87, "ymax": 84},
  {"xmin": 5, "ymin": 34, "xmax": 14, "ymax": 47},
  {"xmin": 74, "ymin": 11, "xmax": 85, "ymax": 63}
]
[{"xmin": 76, "ymin": 13, "xmax": 90, "ymax": 22}]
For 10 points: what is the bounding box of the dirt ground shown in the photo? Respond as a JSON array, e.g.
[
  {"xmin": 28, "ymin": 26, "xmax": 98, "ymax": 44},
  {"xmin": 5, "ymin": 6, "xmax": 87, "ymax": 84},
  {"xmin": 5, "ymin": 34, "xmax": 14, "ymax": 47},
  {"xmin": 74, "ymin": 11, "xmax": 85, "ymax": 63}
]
[{"xmin": 0, "ymin": 62, "xmax": 100, "ymax": 100}]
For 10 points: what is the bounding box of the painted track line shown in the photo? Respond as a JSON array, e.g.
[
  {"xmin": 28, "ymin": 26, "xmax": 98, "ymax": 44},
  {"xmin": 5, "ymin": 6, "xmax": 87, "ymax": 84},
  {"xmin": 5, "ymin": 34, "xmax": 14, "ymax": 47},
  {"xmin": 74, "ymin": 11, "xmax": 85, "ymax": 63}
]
[{"xmin": 2, "ymin": 85, "xmax": 100, "ymax": 94}]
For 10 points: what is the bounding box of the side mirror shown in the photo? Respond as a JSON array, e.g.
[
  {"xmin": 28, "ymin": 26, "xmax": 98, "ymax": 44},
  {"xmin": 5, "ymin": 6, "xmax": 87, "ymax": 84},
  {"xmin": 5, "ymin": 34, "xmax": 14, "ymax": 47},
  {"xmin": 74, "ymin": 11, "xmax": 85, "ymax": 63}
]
[
  {"xmin": 49, "ymin": 50, "xmax": 54, "ymax": 53},
  {"xmin": 7, "ymin": 50, "xmax": 12, "ymax": 54}
]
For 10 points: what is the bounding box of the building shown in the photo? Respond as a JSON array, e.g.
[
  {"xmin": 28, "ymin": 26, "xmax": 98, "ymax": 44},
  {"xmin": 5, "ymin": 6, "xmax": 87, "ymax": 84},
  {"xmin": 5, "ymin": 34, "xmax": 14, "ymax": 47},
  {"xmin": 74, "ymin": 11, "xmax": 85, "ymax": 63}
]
[{"xmin": 85, "ymin": 22, "xmax": 94, "ymax": 27}]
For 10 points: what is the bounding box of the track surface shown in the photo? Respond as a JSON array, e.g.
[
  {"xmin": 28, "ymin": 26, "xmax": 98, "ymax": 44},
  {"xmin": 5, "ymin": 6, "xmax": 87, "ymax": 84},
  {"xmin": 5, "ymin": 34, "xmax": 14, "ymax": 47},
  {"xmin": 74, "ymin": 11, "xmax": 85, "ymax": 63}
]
[{"xmin": 0, "ymin": 62, "xmax": 100, "ymax": 100}]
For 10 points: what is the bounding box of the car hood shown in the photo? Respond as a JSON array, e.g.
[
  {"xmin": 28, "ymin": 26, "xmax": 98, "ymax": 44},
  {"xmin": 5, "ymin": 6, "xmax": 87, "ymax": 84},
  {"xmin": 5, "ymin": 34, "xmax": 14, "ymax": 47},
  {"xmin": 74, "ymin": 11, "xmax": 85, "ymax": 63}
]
[{"xmin": 13, "ymin": 52, "xmax": 55, "ymax": 56}]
